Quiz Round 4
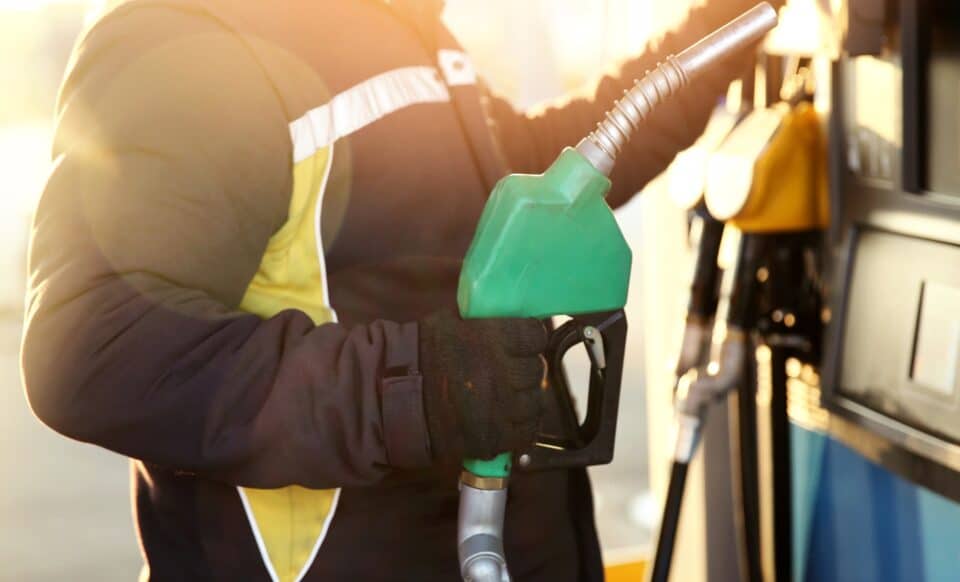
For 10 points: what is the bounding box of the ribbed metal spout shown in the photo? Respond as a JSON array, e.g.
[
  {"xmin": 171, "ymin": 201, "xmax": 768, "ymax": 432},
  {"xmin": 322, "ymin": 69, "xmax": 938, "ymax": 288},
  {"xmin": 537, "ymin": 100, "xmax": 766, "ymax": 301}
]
[{"xmin": 576, "ymin": 2, "xmax": 778, "ymax": 175}]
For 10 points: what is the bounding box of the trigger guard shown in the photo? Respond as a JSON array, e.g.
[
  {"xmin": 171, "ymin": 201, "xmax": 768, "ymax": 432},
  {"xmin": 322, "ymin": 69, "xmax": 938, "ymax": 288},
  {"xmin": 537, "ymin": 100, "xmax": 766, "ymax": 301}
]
[
  {"xmin": 545, "ymin": 317, "xmax": 615, "ymax": 382},
  {"xmin": 521, "ymin": 311, "xmax": 626, "ymax": 471},
  {"xmin": 544, "ymin": 320, "xmax": 594, "ymax": 447},
  {"xmin": 546, "ymin": 320, "xmax": 592, "ymax": 371}
]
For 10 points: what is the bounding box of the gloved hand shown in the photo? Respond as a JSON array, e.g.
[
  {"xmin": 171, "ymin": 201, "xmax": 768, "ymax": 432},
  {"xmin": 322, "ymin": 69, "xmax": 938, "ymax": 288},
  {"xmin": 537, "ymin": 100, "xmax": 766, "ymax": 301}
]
[{"xmin": 419, "ymin": 310, "xmax": 547, "ymax": 462}]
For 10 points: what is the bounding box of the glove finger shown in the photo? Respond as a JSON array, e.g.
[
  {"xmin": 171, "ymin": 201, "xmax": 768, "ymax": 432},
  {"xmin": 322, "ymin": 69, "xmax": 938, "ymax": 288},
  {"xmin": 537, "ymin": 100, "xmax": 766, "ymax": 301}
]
[
  {"xmin": 507, "ymin": 389, "xmax": 543, "ymax": 425},
  {"xmin": 505, "ymin": 355, "xmax": 546, "ymax": 393},
  {"xmin": 500, "ymin": 318, "xmax": 548, "ymax": 357},
  {"xmin": 502, "ymin": 419, "xmax": 539, "ymax": 453}
]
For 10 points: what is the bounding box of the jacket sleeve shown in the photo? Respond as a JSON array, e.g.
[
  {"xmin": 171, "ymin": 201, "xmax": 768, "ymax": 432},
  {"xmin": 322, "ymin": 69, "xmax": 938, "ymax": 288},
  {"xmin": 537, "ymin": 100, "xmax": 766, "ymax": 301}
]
[
  {"xmin": 21, "ymin": 6, "xmax": 430, "ymax": 490},
  {"xmin": 485, "ymin": 0, "xmax": 765, "ymax": 208}
]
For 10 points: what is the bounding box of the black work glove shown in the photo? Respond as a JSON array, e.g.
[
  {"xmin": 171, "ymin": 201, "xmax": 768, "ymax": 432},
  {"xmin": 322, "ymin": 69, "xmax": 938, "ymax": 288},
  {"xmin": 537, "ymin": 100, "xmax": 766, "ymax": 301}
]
[{"xmin": 419, "ymin": 310, "xmax": 547, "ymax": 462}]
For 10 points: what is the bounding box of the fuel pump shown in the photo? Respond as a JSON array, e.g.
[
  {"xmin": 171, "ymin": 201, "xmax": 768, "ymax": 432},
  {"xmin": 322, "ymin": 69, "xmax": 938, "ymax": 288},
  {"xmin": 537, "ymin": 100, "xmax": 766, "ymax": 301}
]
[
  {"xmin": 648, "ymin": 60, "xmax": 827, "ymax": 582},
  {"xmin": 453, "ymin": 5, "xmax": 779, "ymax": 580},
  {"xmin": 650, "ymin": 228, "xmax": 765, "ymax": 582}
]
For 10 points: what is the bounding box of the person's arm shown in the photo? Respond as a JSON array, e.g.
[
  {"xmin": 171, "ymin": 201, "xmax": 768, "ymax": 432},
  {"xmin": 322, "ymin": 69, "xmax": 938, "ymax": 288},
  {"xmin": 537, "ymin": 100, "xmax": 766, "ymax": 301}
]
[
  {"xmin": 22, "ymin": 6, "xmax": 426, "ymax": 489},
  {"xmin": 485, "ymin": 0, "xmax": 772, "ymax": 207}
]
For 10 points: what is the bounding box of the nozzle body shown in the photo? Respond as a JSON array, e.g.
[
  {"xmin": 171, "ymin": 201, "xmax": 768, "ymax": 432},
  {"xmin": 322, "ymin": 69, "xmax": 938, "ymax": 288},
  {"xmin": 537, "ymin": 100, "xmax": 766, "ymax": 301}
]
[{"xmin": 576, "ymin": 2, "xmax": 778, "ymax": 175}]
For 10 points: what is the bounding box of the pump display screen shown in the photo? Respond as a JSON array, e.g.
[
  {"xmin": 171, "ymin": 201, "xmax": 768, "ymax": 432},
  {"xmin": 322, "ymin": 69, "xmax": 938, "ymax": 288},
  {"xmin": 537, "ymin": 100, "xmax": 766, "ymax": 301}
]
[{"xmin": 839, "ymin": 230, "xmax": 960, "ymax": 444}]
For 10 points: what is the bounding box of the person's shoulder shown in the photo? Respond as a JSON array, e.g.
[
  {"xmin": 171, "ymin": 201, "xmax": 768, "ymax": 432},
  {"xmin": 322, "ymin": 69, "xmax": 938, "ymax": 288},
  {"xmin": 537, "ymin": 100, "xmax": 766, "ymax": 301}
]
[
  {"xmin": 59, "ymin": 0, "xmax": 275, "ymax": 108},
  {"xmin": 79, "ymin": 0, "xmax": 248, "ymax": 54}
]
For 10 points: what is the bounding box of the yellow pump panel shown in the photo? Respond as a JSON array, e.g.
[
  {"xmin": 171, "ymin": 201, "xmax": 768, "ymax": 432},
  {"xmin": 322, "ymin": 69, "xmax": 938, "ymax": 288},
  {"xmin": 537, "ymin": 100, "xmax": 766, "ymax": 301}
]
[{"xmin": 731, "ymin": 102, "xmax": 829, "ymax": 233}]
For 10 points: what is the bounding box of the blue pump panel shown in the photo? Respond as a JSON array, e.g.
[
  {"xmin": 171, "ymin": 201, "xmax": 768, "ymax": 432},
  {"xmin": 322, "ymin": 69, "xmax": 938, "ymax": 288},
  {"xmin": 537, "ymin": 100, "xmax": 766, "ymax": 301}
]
[{"xmin": 792, "ymin": 424, "xmax": 960, "ymax": 582}]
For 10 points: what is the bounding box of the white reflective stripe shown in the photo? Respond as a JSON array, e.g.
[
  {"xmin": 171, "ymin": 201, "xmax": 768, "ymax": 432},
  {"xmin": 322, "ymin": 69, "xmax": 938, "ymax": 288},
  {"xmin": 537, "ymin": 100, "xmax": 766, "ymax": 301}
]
[
  {"xmin": 293, "ymin": 488, "xmax": 342, "ymax": 582},
  {"xmin": 237, "ymin": 487, "xmax": 281, "ymax": 582},
  {"xmin": 437, "ymin": 49, "xmax": 477, "ymax": 87},
  {"xmin": 289, "ymin": 66, "xmax": 450, "ymax": 163}
]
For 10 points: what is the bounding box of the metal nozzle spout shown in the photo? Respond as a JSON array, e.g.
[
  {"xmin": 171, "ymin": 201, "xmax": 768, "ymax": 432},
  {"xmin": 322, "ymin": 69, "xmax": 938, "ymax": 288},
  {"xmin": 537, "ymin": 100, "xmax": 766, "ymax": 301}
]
[
  {"xmin": 576, "ymin": 2, "xmax": 779, "ymax": 175},
  {"xmin": 675, "ymin": 3, "xmax": 778, "ymax": 81},
  {"xmin": 458, "ymin": 483, "xmax": 510, "ymax": 582}
]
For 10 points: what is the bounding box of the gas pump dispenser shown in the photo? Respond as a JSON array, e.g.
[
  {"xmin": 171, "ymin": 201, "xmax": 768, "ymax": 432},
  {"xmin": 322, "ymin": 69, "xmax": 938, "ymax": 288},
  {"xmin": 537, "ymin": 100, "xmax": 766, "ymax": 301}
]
[
  {"xmin": 651, "ymin": 1, "xmax": 960, "ymax": 580},
  {"xmin": 648, "ymin": 53, "xmax": 828, "ymax": 580},
  {"xmin": 791, "ymin": 1, "xmax": 960, "ymax": 580},
  {"xmin": 453, "ymin": 5, "xmax": 778, "ymax": 580}
]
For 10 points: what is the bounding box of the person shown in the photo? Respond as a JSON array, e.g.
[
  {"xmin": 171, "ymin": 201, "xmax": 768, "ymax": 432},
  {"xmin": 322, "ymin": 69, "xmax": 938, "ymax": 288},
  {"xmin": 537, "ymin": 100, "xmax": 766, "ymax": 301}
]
[{"xmin": 21, "ymin": 0, "xmax": 774, "ymax": 579}]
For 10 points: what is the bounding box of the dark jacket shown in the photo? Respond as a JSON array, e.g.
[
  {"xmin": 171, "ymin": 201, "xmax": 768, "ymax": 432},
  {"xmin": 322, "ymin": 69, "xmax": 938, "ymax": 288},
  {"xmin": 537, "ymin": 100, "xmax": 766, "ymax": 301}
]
[{"xmin": 21, "ymin": 0, "xmax": 752, "ymax": 579}]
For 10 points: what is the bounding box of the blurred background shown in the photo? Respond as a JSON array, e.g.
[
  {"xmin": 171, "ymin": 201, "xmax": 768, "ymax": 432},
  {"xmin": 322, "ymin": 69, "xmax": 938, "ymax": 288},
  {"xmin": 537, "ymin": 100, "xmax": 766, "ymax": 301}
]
[{"xmin": 0, "ymin": 0, "xmax": 698, "ymax": 579}]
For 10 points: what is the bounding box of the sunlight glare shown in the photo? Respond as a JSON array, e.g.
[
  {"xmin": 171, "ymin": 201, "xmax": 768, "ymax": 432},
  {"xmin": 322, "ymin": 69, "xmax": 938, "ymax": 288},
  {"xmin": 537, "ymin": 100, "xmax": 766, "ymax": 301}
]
[{"xmin": 0, "ymin": 0, "xmax": 79, "ymax": 11}]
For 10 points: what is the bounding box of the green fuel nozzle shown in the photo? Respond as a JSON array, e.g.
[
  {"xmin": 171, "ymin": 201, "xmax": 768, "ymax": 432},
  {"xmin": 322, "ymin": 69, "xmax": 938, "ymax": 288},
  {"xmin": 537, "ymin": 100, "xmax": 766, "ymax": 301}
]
[{"xmin": 455, "ymin": 5, "xmax": 778, "ymax": 581}]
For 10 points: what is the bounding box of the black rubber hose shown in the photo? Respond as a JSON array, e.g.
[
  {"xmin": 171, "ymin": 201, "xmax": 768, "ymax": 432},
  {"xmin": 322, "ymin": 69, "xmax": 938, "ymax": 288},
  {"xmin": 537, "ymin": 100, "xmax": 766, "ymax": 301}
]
[
  {"xmin": 687, "ymin": 211, "xmax": 725, "ymax": 320},
  {"xmin": 768, "ymin": 345, "xmax": 793, "ymax": 582},
  {"xmin": 726, "ymin": 235, "xmax": 764, "ymax": 582},
  {"xmin": 726, "ymin": 235, "xmax": 764, "ymax": 330},
  {"xmin": 729, "ymin": 337, "xmax": 763, "ymax": 582},
  {"xmin": 649, "ymin": 461, "xmax": 691, "ymax": 582}
]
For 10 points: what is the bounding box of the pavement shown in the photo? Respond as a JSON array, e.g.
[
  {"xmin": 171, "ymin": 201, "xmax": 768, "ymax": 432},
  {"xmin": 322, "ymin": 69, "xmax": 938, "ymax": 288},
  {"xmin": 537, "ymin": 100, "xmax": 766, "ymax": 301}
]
[{"xmin": 0, "ymin": 319, "xmax": 141, "ymax": 581}]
